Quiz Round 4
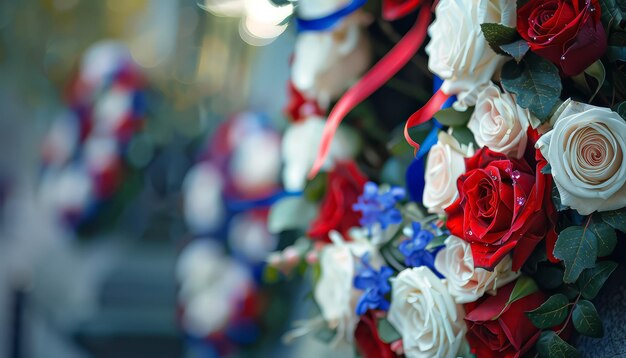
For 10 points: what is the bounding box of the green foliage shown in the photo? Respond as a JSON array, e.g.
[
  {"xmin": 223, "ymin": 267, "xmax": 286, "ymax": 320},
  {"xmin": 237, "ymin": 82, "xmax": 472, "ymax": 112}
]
[
  {"xmin": 434, "ymin": 107, "xmax": 474, "ymax": 127},
  {"xmin": 589, "ymin": 217, "xmax": 618, "ymax": 257},
  {"xmin": 576, "ymin": 260, "xmax": 618, "ymax": 300},
  {"xmin": 267, "ymin": 196, "xmax": 318, "ymax": 234},
  {"xmin": 501, "ymin": 54, "xmax": 562, "ymax": 121},
  {"xmin": 303, "ymin": 172, "xmax": 327, "ymax": 202},
  {"xmin": 449, "ymin": 126, "xmax": 476, "ymax": 148},
  {"xmin": 526, "ymin": 294, "xmax": 570, "ymax": 329},
  {"xmin": 583, "ymin": 60, "xmax": 606, "ymax": 101},
  {"xmin": 493, "ymin": 276, "xmax": 539, "ymax": 319},
  {"xmin": 536, "ymin": 331, "xmax": 580, "ymax": 358},
  {"xmin": 572, "ymin": 300, "xmax": 603, "ymax": 338},
  {"xmin": 553, "ymin": 225, "xmax": 598, "ymax": 283},
  {"xmin": 600, "ymin": 208, "xmax": 626, "ymax": 232},
  {"xmin": 535, "ymin": 265, "xmax": 564, "ymax": 290},
  {"xmin": 615, "ymin": 101, "xmax": 626, "ymax": 120},
  {"xmin": 500, "ymin": 40, "xmax": 530, "ymax": 63},
  {"xmin": 480, "ymin": 23, "xmax": 519, "ymax": 55},
  {"xmin": 377, "ymin": 318, "xmax": 401, "ymax": 343}
]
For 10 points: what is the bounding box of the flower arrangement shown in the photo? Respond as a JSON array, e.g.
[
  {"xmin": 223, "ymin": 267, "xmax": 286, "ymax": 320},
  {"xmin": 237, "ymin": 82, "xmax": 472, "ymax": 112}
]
[
  {"xmin": 257, "ymin": 0, "xmax": 626, "ymax": 356},
  {"xmin": 39, "ymin": 41, "xmax": 147, "ymax": 231}
]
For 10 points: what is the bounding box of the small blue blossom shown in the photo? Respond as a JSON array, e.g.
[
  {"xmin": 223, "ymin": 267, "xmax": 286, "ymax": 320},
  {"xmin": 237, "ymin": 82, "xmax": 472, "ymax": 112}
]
[
  {"xmin": 353, "ymin": 254, "xmax": 393, "ymax": 315},
  {"xmin": 352, "ymin": 182, "xmax": 405, "ymax": 234},
  {"xmin": 398, "ymin": 222, "xmax": 443, "ymax": 276}
]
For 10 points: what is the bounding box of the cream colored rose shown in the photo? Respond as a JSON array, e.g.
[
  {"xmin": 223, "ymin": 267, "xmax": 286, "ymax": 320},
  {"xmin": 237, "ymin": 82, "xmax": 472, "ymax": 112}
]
[
  {"xmin": 423, "ymin": 132, "xmax": 473, "ymax": 214},
  {"xmin": 314, "ymin": 231, "xmax": 378, "ymax": 344},
  {"xmin": 435, "ymin": 235, "xmax": 520, "ymax": 304},
  {"xmin": 426, "ymin": 0, "xmax": 516, "ymax": 110},
  {"xmin": 468, "ymin": 83, "xmax": 531, "ymax": 159},
  {"xmin": 537, "ymin": 101, "xmax": 626, "ymax": 215},
  {"xmin": 388, "ymin": 267, "xmax": 467, "ymax": 358}
]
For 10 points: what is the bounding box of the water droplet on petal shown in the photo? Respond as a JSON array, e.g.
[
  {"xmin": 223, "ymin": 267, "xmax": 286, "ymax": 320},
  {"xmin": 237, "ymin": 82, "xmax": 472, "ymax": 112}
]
[
  {"xmin": 466, "ymin": 229, "xmax": 473, "ymax": 237},
  {"xmin": 516, "ymin": 196, "xmax": 526, "ymax": 206},
  {"xmin": 561, "ymin": 56, "xmax": 566, "ymax": 60}
]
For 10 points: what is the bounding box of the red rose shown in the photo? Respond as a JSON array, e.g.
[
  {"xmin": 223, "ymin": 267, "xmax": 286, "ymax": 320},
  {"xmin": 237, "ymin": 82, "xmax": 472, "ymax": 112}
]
[
  {"xmin": 464, "ymin": 281, "xmax": 546, "ymax": 358},
  {"xmin": 445, "ymin": 139, "xmax": 557, "ymax": 270},
  {"xmin": 284, "ymin": 81, "xmax": 323, "ymax": 122},
  {"xmin": 517, "ymin": 0, "xmax": 607, "ymax": 76},
  {"xmin": 382, "ymin": 0, "xmax": 421, "ymax": 20},
  {"xmin": 354, "ymin": 311, "xmax": 396, "ymax": 358},
  {"xmin": 308, "ymin": 161, "xmax": 368, "ymax": 242}
]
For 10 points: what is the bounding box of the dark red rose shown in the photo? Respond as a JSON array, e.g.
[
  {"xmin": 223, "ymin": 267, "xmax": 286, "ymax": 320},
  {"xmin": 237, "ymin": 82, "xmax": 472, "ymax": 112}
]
[
  {"xmin": 308, "ymin": 161, "xmax": 368, "ymax": 242},
  {"xmin": 445, "ymin": 137, "xmax": 557, "ymax": 270},
  {"xmin": 355, "ymin": 311, "xmax": 396, "ymax": 358},
  {"xmin": 464, "ymin": 281, "xmax": 546, "ymax": 358},
  {"xmin": 382, "ymin": 0, "xmax": 421, "ymax": 20},
  {"xmin": 284, "ymin": 81, "xmax": 323, "ymax": 122},
  {"xmin": 517, "ymin": 0, "xmax": 607, "ymax": 76}
]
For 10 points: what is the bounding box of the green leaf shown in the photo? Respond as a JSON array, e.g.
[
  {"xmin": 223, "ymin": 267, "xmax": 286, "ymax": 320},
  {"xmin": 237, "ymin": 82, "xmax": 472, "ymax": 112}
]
[
  {"xmin": 584, "ymin": 60, "xmax": 606, "ymax": 101},
  {"xmin": 268, "ymin": 196, "xmax": 318, "ymax": 234},
  {"xmin": 601, "ymin": 208, "xmax": 626, "ymax": 232},
  {"xmin": 536, "ymin": 331, "xmax": 580, "ymax": 358},
  {"xmin": 590, "ymin": 217, "xmax": 617, "ymax": 257},
  {"xmin": 577, "ymin": 261, "xmax": 618, "ymax": 299},
  {"xmin": 377, "ymin": 318, "xmax": 401, "ymax": 343},
  {"xmin": 492, "ymin": 276, "xmax": 539, "ymax": 320},
  {"xmin": 434, "ymin": 107, "xmax": 474, "ymax": 127},
  {"xmin": 615, "ymin": 101, "xmax": 626, "ymax": 120},
  {"xmin": 553, "ymin": 225, "xmax": 598, "ymax": 283},
  {"xmin": 501, "ymin": 54, "xmax": 562, "ymax": 121},
  {"xmin": 559, "ymin": 284, "xmax": 581, "ymax": 300},
  {"xmin": 599, "ymin": 0, "xmax": 626, "ymax": 30},
  {"xmin": 509, "ymin": 275, "xmax": 539, "ymax": 303},
  {"xmin": 608, "ymin": 30, "xmax": 626, "ymax": 46},
  {"xmin": 526, "ymin": 294, "xmax": 570, "ymax": 329},
  {"xmin": 449, "ymin": 126, "xmax": 476, "ymax": 147},
  {"xmin": 572, "ymin": 300, "xmax": 603, "ymax": 338},
  {"xmin": 500, "ymin": 39, "xmax": 530, "ymax": 63},
  {"xmin": 480, "ymin": 23, "xmax": 520, "ymax": 55},
  {"xmin": 551, "ymin": 183, "xmax": 568, "ymax": 211},
  {"xmin": 535, "ymin": 264, "xmax": 565, "ymax": 290},
  {"xmin": 303, "ymin": 172, "xmax": 327, "ymax": 202},
  {"xmin": 524, "ymin": 243, "xmax": 548, "ymax": 273}
]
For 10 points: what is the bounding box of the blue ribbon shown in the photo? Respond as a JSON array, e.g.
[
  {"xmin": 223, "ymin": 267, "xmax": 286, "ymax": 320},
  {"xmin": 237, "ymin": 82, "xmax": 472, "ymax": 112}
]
[
  {"xmin": 296, "ymin": 0, "xmax": 367, "ymax": 32},
  {"xmin": 225, "ymin": 190, "xmax": 303, "ymax": 212}
]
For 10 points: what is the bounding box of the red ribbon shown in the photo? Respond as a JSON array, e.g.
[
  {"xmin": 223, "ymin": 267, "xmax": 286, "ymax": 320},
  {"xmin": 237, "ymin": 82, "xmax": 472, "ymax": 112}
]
[
  {"xmin": 403, "ymin": 88, "xmax": 450, "ymax": 154},
  {"xmin": 308, "ymin": 4, "xmax": 432, "ymax": 179}
]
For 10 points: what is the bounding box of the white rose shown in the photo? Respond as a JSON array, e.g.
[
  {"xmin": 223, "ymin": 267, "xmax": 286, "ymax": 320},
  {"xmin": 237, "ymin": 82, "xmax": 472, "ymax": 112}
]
[
  {"xmin": 537, "ymin": 101, "xmax": 626, "ymax": 215},
  {"xmin": 435, "ymin": 235, "xmax": 520, "ymax": 304},
  {"xmin": 388, "ymin": 267, "xmax": 467, "ymax": 358},
  {"xmin": 468, "ymin": 82, "xmax": 531, "ymax": 159},
  {"xmin": 314, "ymin": 231, "xmax": 377, "ymax": 344},
  {"xmin": 182, "ymin": 163, "xmax": 225, "ymax": 235},
  {"xmin": 423, "ymin": 132, "xmax": 473, "ymax": 214},
  {"xmin": 282, "ymin": 116, "xmax": 358, "ymax": 191},
  {"xmin": 292, "ymin": 12, "xmax": 371, "ymax": 107},
  {"xmin": 426, "ymin": 0, "xmax": 516, "ymax": 110}
]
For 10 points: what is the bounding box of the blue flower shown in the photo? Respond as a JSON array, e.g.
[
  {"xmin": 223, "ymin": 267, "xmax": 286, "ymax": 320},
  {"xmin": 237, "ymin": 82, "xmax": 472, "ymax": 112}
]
[
  {"xmin": 353, "ymin": 254, "xmax": 393, "ymax": 315},
  {"xmin": 398, "ymin": 222, "xmax": 442, "ymax": 276},
  {"xmin": 352, "ymin": 182, "xmax": 405, "ymax": 234}
]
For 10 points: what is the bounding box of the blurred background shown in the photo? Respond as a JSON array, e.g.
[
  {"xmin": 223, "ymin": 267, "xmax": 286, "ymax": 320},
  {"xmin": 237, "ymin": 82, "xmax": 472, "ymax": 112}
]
[{"xmin": 0, "ymin": 0, "xmax": 312, "ymax": 357}]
